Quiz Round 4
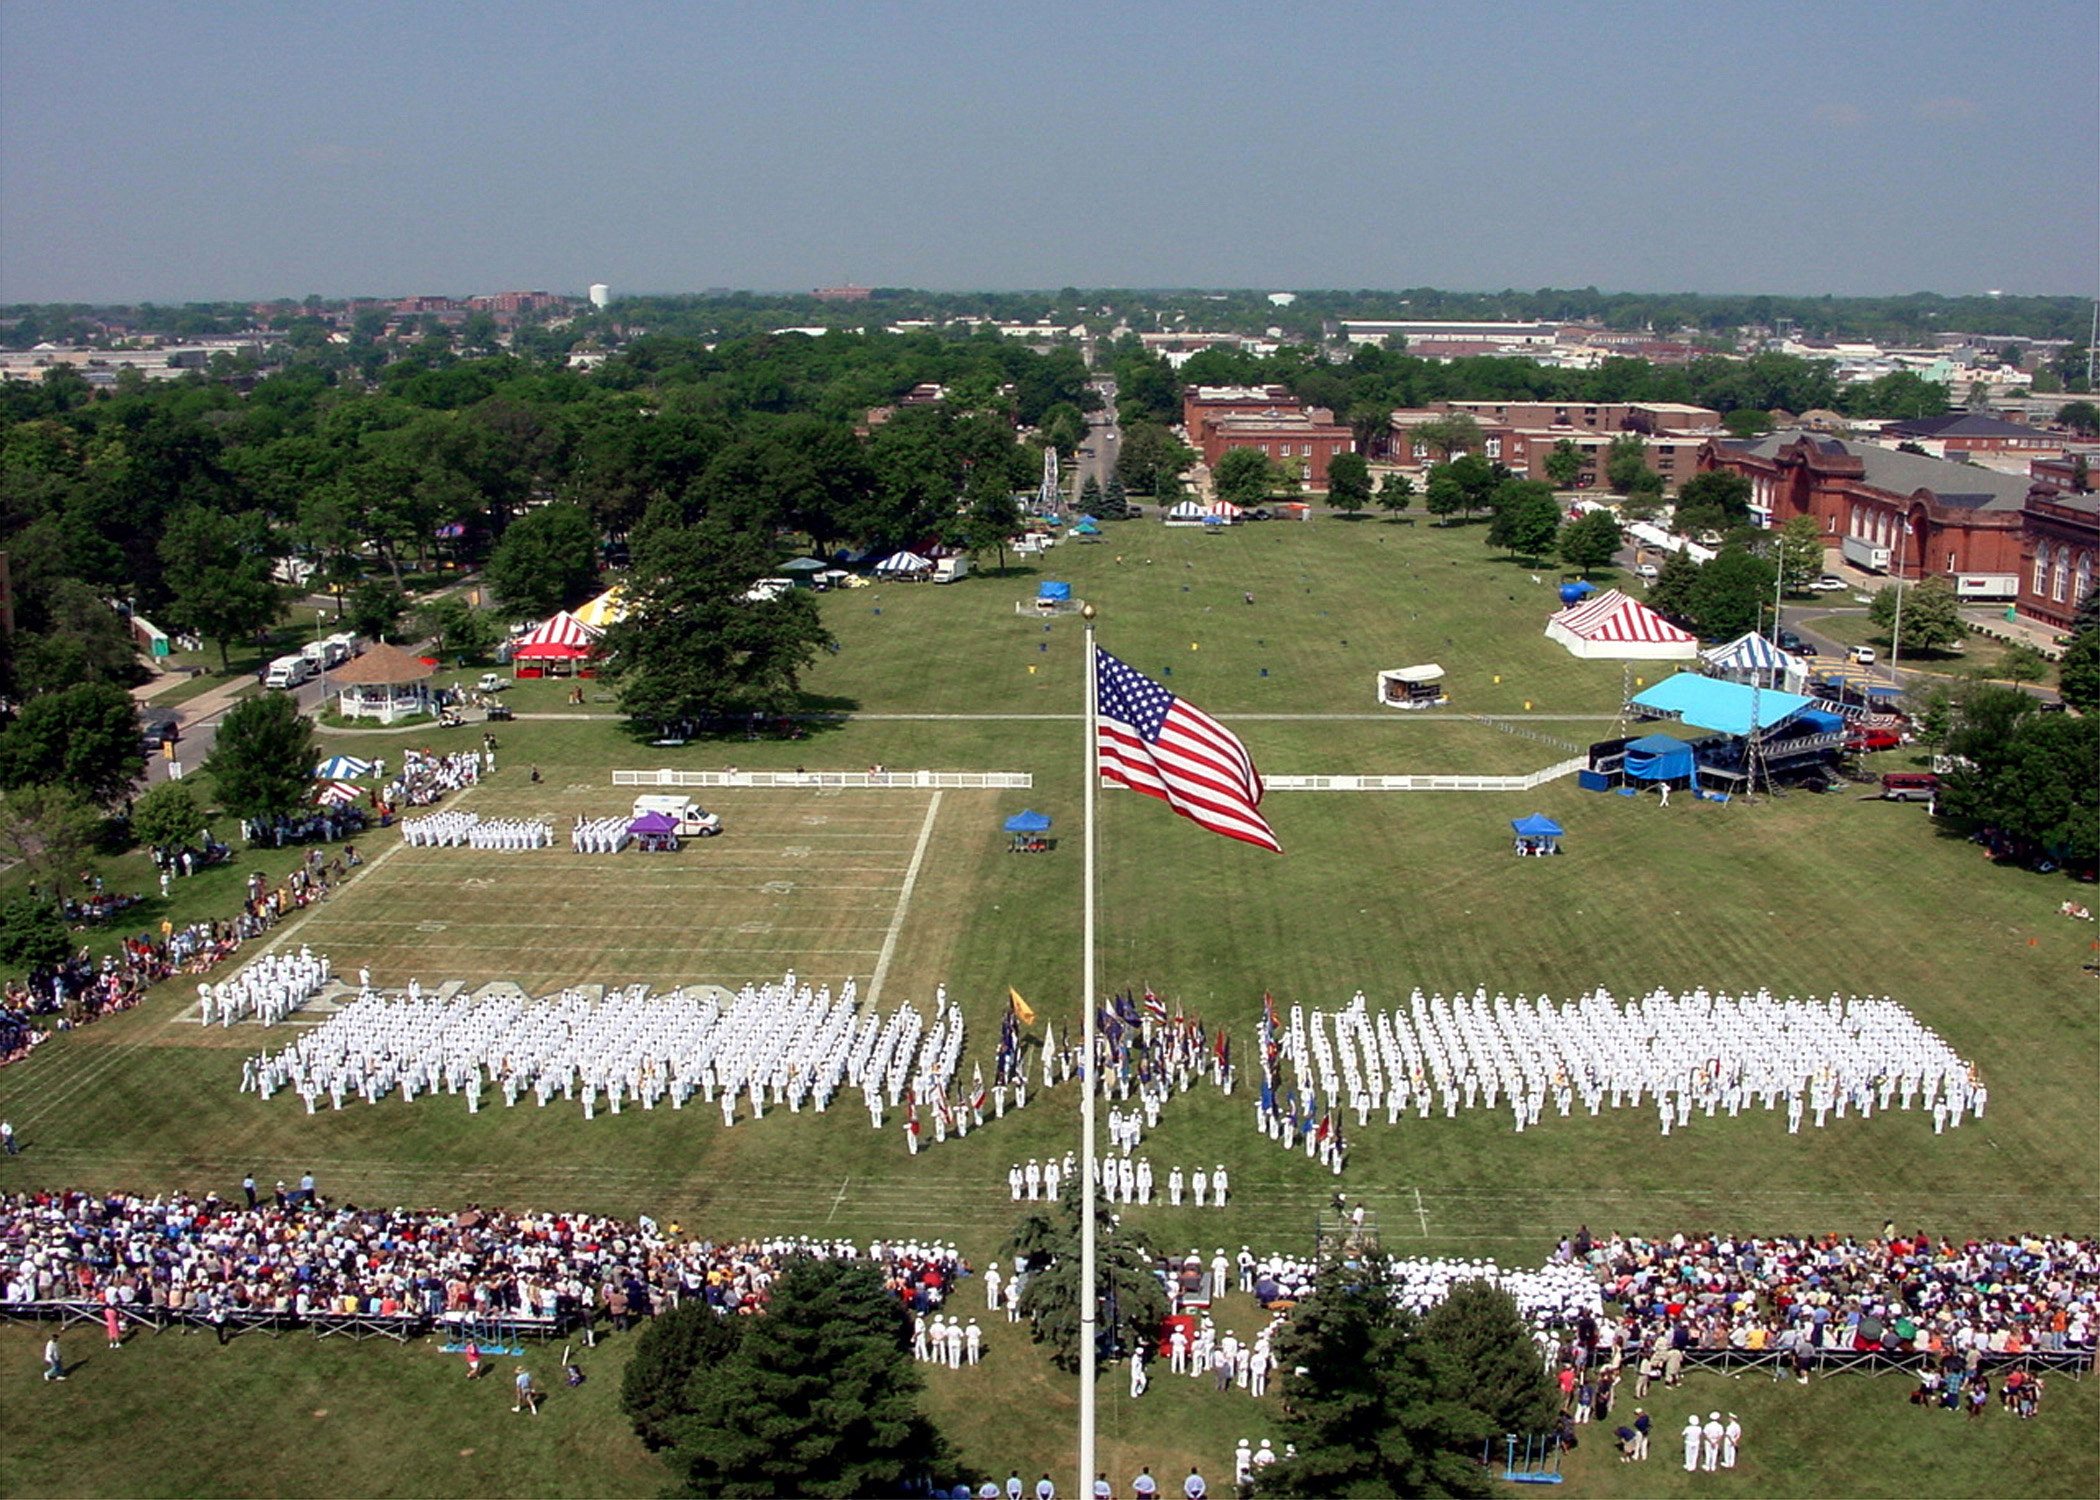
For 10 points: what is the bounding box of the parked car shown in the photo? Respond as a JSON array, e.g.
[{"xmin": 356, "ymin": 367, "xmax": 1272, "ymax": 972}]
[
  {"xmin": 1848, "ymin": 645, "xmax": 1877, "ymax": 666},
  {"xmin": 138, "ymin": 714, "xmax": 180, "ymax": 752},
  {"xmin": 1634, "ymin": 562, "xmax": 1659, "ymax": 579},
  {"xmin": 477, "ymin": 673, "xmax": 510, "ymax": 693},
  {"xmin": 1881, "ymin": 771, "xmax": 1940, "ymax": 802},
  {"xmin": 1811, "ymin": 575, "xmax": 1848, "ymax": 592},
  {"xmin": 1775, "ymin": 629, "xmax": 1809, "ymax": 654},
  {"xmin": 1847, "ymin": 728, "xmax": 1903, "ymax": 753}
]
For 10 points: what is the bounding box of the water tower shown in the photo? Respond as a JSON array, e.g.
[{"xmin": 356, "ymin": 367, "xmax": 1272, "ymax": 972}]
[{"xmin": 588, "ymin": 283, "xmax": 611, "ymax": 309}]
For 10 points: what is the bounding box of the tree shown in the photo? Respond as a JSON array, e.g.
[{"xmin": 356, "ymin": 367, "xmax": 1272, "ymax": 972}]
[
  {"xmin": 1263, "ymin": 1259, "xmax": 1493, "ymax": 1500},
  {"xmin": 1868, "ymin": 576, "xmax": 1965, "ymax": 653},
  {"xmin": 1326, "ymin": 451, "xmax": 1373, "ymax": 518},
  {"xmin": 0, "ymin": 784, "xmax": 106, "ymax": 894},
  {"xmin": 1542, "ymin": 438, "xmax": 1584, "ymax": 490},
  {"xmin": 1998, "ymin": 642, "xmax": 2049, "ymax": 684},
  {"xmin": 1485, "ymin": 479, "xmax": 1561, "ymax": 561},
  {"xmin": 1557, "ymin": 509, "xmax": 1622, "ymax": 576},
  {"xmin": 1077, "ymin": 475, "xmax": 1105, "ymax": 518},
  {"xmin": 1414, "ymin": 1281, "xmax": 1560, "ymax": 1440},
  {"xmin": 0, "ymin": 895, "xmax": 71, "ymax": 972},
  {"xmin": 1941, "ymin": 712, "xmax": 2098, "ymax": 862},
  {"xmin": 1424, "ymin": 471, "xmax": 1467, "ymax": 525},
  {"xmin": 1376, "ymin": 471, "xmax": 1414, "ymax": 519},
  {"xmin": 1775, "ymin": 515, "xmax": 1825, "ymax": 593},
  {"xmin": 1114, "ymin": 422, "xmax": 1194, "ymax": 496},
  {"xmin": 2057, "ymin": 628, "xmax": 2100, "ymax": 713},
  {"xmin": 664, "ymin": 1256, "xmax": 947, "ymax": 1499},
  {"xmin": 2057, "ymin": 400, "xmax": 2100, "ymax": 438},
  {"xmin": 1688, "ymin": 544, "xmax": 1777, "ymax": 641},
  {"xmin": 414, "ymin": 595, "xmax": 502, "ymax": 661},
  {"xmin": 205, "ymin": 692, "xmax": 319, "ymax": 826},
  {"xmin": 1103, "ymin": 474, "xmax": 1128, "ymax": 516},
  {"xmin": 621, "ymin": 1299, "xmax": 748, "ymax": 1453},
  {"xmin": 1010, "ymin": 1199, "xmax": 1169, "ymax": 1373},
  {"xmin": 484, "ymin": 501, "xmax": 601, "ymax": 617},
  {"xmin": 1604, "ymin": 433, "xmax": 1650, "ymax": 494},
  {"xmin": 1348, "ymin": 400, "xmax": 1394, "ymax": 460},
  {"xmin": 961, "ymin": 467, "xmax": 1024, "ymax": 573},
  {"xmin": 602, "ymin": 504, "xmax": 834, "ymax": 733},
  {"xmin": 1408, "ymin": 412, "xmax": 1485, "ymax": 464},
  {"xmin": 131, "ymin": 781, "xmax": 205, "ymax": 854},
  {"xmin": 345, "ymin": 578, "xmax": 408, "ymax": 644},
  {"xmin": 0, "ymin": 682, "xmax": 143, "ymax": 807},
  {"xmin": 157, "ymin": 507, "xmax": 284, "ymax": 671},
  {"xmin": 1671, "ymin": 469, "xmax": 1752, "ymax": 536},
  {"xmin": 1644, "ymin": 548, "xmax": 1702, "ymax": 627},
  {"xmin": 1212, "ymin": 446, "xmax": 1276, "ymax": 507}
]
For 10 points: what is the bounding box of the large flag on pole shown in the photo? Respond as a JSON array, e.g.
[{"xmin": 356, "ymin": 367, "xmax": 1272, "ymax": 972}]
[{"xmin": 1094, "ymin": 647, "xmax": 1280, "ymax": 852}]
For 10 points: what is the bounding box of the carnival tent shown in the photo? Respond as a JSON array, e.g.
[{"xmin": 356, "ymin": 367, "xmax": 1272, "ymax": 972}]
[
  {"xmin": 1544, "ymin": 588, "xmax": 1698, "ymax": 660},
  {"xmin": 314, "ymin": 754, "xmax": 375, "ymax": 780},
  {"xmin": 1002, "ymin": 810, "xmax": 1053, "ymax": 833},
  {"xmin": 1702, "ymin": 631, "xmax": 1806, "ymax": 690},
  {"xmin": 1164, "ymin": 501, "xmax": 1209, "ymax": 526},
  {"xmin": 1205, "ymin": 501, "xmax": 1242, "ymax": 522},
  {"xmin": 573, "ymin": 586, "xmax": 628, "ymax": 630},
  {"xmin": 314, "ymin": 780, "xmax": 362, "ymax": 805},
  {"xmin": 874, "ymin": 551, "xmax": 933, "ymax": 578},
  {"xmin": 513, "ymin": 611, "xmax": 601, "ymax": 661}
]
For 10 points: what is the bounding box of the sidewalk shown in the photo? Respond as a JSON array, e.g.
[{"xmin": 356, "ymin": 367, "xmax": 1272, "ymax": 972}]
[{"xmin": 130, "ymin": 666, "xmax": 257, "ymax": 729}]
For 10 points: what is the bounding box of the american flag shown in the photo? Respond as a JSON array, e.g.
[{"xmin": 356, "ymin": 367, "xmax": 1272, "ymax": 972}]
[{"xmin": 1094, "ymin": 648, "xmax": 1280, "ymax": 852}]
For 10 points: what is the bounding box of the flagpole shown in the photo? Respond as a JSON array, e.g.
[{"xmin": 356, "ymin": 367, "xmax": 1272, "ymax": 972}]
[{"xmin": 1078, "ymin": 604, "xmax": 1100, "ymax": 1498}]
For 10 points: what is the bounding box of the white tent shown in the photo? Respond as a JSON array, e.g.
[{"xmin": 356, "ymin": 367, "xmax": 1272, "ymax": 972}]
[
  {"xmin": 1702, "ymin": 631, "xmax": 1808, "ymax": 691},
  {"xmin": 1164, "ymin": 501, "xmax": 1209, "ymax": 527},
  {"xmin": 1204, "ymin": 500, "xmax": 1243, "ymax": 522},
  {"xmin": 874, "ymin": 551, "xmax": 933, "ymax": 577},
  {"xmin": 1545, "ymin": 588, "xmax": 1698, "ymax": 661}
]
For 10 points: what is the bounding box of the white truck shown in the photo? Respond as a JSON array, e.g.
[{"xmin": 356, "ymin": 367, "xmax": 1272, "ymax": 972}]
[
  {"xmin": 630, "ymin": 795, "xmax": 722, "ymax": 837},
  {"xmin": 932, "ymin": 556, "xmax": 969, "ymax": 584},
  {"xmin": 263, "ymin": 654, "xmax": 317, "ymax": 689},
  {"xmin": 1840, "ymin": 535, "xmax": 1892, "ymax": 572}
]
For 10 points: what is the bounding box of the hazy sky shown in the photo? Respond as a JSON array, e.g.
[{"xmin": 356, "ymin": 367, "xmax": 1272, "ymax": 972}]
[{"xmin": 3, "ymin": 0, "xmax": 2094, "ymax": 303}]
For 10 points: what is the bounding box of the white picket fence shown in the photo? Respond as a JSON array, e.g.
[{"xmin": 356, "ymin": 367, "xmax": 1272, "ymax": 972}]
[
  {"xmin": 1264, "ymin": 756, "xmax": 1588, "ymax": 793},
  {"xmin": 613, "ymin": 769, "xmax": 1034, "ymax": 790}
]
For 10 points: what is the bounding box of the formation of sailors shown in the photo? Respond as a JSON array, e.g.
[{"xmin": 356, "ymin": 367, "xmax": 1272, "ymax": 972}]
[
  {"xmin": 1264, "ymin": 987, "xmax": 1983, "ymax": 1140},
  {"xmin": 240, "ymin": 973, "xmax": 965, "ymax": 1126},
  {"xmin": 571, "ymin": 817, "xmax": 632, "ymax": 853},
  {"xmin": 400, "ymin": 811, "xmax": 553, "ymax": 849},
  {"xmin": 196, "ymin": 946, "xmax": 331, "ymax": 1028}
]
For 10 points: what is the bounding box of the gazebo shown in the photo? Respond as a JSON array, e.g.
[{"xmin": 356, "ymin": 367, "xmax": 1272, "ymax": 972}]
[{"xmin": 330, "ymin": 643, "xmax": 435, "ymax": 724}]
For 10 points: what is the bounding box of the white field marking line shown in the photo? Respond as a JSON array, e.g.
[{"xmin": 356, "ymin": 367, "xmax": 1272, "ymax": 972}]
[
  {"xmin": 10, "ymin": 802, "xmax": 453, "ymax": 1128},
  {"xmin": 827, "ymin": 1176, "xmax": 852, "ymax": 1223},
  {"xmin": 865, "ymin": 792, "xmax": 942, "ymax": 1011},
  {"xmin": 1413, "ymin": 1185, "xmax": 1430, "ymax": 1237}
]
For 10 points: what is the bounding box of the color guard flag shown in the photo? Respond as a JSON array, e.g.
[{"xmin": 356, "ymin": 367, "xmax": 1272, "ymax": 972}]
[
  {"xmin": 1094, "ymin": 648, "xmax": 1280, "ymax": 852},
  {"xmin": 1008, "ymin": 987, "xmax": 1037, "ymax": 1027}
]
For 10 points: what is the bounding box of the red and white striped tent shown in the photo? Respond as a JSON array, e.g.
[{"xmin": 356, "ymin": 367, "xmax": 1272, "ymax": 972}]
[
  {"xmin": 1544, "ymin": 588, "xmax": 1697, "ymax": 661},
  {"xmin": 513, "ymin": 610, "xmax": 602, "ymax": 661}
]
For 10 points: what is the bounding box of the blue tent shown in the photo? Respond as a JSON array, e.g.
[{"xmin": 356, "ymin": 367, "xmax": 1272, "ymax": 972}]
[
  {"xmin": 1037, "ymin": 581, "xmax": 1072, "ymax": 601},
  {"xmin": 1623, "ymin": 733, "xmax": 1697, "ymax": 782},
  {"xmin": 1630, "ymin": 673, "xmax": 1813, "ymax": 738},
  {"xmin": 1510, "ymin": 814, "xmax": 1563, "ymax": 838},
  {"xmin": 1557, "ymin": 581, "xmax": 1598, "ymax": 606},
  {"xmin": 1003, "ymin": 810, "xmax": 1052, "ymax": 832}
]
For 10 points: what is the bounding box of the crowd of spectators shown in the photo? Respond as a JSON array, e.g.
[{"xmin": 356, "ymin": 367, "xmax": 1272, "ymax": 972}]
[
  {"xmin": 0, "ymin": 849, "xmax": 360, "ymax": 1068},
  {"xmin": 0, "ymin": 1189, "xmax": 970, "ymax": 1340}
]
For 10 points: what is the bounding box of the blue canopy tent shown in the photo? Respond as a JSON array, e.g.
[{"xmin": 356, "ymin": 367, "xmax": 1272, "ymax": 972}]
[
  {"xmin": 1037, "ymin": 581, "xmax": 1072, "ymax": 601},
  {"xmin": 1510, "ymin": 813, "xmax": 1564, "ymax": 856},
  {"xmin": 1622, "ymin": 733, "xmax": 1697, "ymax": 783},
  {"xmin": 1557, "ymin": 581, "xmax": 1598, "ymax": 607},
  {"xmin": 1004, "ymin": 808, "xmax": 1052, "ymax": 853}
]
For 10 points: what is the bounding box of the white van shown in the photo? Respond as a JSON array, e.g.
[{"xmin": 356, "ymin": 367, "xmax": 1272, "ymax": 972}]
[
  {"xmin": 932, "ymin": 556, "xmax": 969, "ymax": 584},
  {"xmin": 630, "ymin": 794, "xmax": 722, "ymax": 837},
  {"xmin": 264, "ymin": 654, "xmax": 317, "ymax": 690}
]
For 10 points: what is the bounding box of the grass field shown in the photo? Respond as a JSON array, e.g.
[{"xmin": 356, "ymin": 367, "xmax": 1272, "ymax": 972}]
[{"xmin": 3, "ymin": 518, "xmax": 2095, "ymax": 1497}]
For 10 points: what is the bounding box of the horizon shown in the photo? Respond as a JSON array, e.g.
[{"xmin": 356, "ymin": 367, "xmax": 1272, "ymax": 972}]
[{"xmin": 3, "ymin": 0, "xmax": 2094, "ymax": 306}]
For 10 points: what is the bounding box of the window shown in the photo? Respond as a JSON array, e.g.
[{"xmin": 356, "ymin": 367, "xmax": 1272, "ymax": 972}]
[
  {"xmin": 2051, "ymin": 543, "xmax": 2068, "ymax": 601},
  {"xmin": 2033, "ymin": 548, "xmax": 2049, "ymax": 595},
  {"xmin": 2074, "ymin": 552, "xmax": 2092, "ymax": 609},
  {"xmin": 1485, "ymin": 437, "xmax": 1502, "ymax": 458}
]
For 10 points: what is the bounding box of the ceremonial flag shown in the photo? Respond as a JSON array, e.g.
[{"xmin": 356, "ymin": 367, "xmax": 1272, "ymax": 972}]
[
  {"xmin": 1094, "ymin": 648, "xmax": 1280, "ymax": 852},
  {"xmin": 971, "ymin": 1063, "xmax": 987, "ymax": 1112},
  {"xmin": 1142, "ymin": 989, "xmax": 1168, "ymax": 1024},
  {"xmin": 1008, "ymin": 987, "xmax": 1037, "ymax": 1027}
]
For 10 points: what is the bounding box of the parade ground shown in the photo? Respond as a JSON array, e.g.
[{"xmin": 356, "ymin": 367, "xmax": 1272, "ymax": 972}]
[{"xmin": 2, "ymin": 519, "xmax": 2096, "ymax": 1497}]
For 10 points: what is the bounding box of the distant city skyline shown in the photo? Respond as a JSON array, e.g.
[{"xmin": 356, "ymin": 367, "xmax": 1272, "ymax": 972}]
[{"xmin": 2, "ymin": 0, "xmax": 2094, "ymax": 305}]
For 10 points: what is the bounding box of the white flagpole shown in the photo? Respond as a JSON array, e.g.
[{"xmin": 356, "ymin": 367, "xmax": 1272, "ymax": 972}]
[{"xmin": 1078, "ymin": 606, "xmax": 1100, "ymax": 1497}]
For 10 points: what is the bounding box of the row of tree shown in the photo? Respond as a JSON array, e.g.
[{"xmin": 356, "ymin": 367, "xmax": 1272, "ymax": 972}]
[{"xmin": 618, "ymin": 1212, "xmax": 1557, "ymax": 1499}]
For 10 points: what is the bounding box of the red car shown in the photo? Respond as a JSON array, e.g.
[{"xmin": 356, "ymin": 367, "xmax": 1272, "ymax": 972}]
[{"xmin": 1846, "ymin": 729, "xmax": 1903, "ymax": 753}]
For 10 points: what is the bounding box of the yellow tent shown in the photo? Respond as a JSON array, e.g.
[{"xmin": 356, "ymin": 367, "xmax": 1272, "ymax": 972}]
[{"xmin": 574, "ymin": 586, "xmax": 627, "ymax": 629}]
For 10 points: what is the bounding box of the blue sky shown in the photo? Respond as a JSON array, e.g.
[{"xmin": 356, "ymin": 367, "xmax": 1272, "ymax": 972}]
[{"xmin": 2, "ymin": 0, "xmax": 2093, "ymax": 302}]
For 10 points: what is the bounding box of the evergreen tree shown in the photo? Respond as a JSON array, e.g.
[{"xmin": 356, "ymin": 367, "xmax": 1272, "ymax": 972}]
[
  {"xmin": 1078, "ymin": 474, "xmax": 1105, "ymax": 518},
  {"xmin": 1688, "ymin": 544, "xmax": 1777, "ymax": 641},
  {"xmin": 1643, "ymin": 549, "xmax": 1702, "ymax": 626},
  {"xmin": 1414, "ymin": 1281, "xmax": 1560, "ymax": 1440},
  {"xmin": 667, "ymin": 1256, "xmax": 948, "ymax": 1499},
  {"xmin": 621, "ymin": 1300, "xmax": 748, "ymax": 1452},
  {"xmin": 1557, "ymin": 510, "xmax": 1622, "ymax": 576},
  {"xmin": 1103, "ymin": 474, "xmax": 1128, "ymax": 516},
  {"xmin": 1263, "ymin": 1259, "xmax": 1493, "ymax": 1499},
  {"xmin": 1376, "ymin": 471, "xmax": 1414, "ymax": 518},
  {"xmin": 1010, "ymin": 1198, "xmax": 1169, "ymax": 1372},
  {"xmin": 2056, "ymin": 627, "xmax": 2100, "ymax": 713}
]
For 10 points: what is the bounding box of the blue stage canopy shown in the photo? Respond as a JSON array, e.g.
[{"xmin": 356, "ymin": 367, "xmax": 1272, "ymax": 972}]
[{"xmin": 1630, "ymin": 673, "xmax": 1813, "ymax": 738}]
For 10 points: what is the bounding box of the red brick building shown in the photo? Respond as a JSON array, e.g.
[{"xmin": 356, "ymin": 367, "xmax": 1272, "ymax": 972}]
[
  {"xmin": 1699, "ymin": 432, "xmax": 2037, "ymax": 595},
  {"xmin": 1881, "ymin": 411, "xmax": 2061, "ymax": 456},
  {"xmin": 2018, "ymin": 487, "xmax": 2098, "ymax": 633},
  {"xmin": 1183, "ymin": 386, "xmax": 1353, "ymax": 488}
]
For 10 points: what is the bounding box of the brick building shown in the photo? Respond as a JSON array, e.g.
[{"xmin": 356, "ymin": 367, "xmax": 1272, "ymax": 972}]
[
  {"xmin": 1183, "ymin": 386, "xmax": 1353, "ymax": 488},
  {"xmin": 1698, "ymin": 432, "xmax": 2036, "ymax": 596},
  {"xmin": 2019, "ymin": 486, "xmax": 2098, "ymax": 634},
  {"xmin": 1384, "ymin": 401, "xmax": 1723, "ymax": 490},
  {"xmin": 1881, "ymin": 411, "xmax": 2061, "ymax": 456}
]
